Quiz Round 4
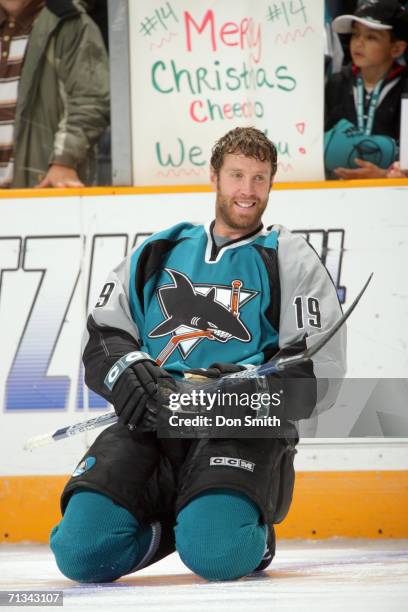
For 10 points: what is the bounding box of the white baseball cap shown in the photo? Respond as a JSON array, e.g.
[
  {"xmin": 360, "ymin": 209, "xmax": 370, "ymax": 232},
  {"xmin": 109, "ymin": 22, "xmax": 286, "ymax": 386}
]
[{"xmin": 332, "ymin": 0, "xmax": 408, "ymax": 41}]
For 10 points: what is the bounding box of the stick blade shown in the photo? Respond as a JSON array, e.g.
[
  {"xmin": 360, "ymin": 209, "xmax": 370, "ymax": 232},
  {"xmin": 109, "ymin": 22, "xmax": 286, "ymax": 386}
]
[{"xmin": 23, "ymin": 431, "xmax": 56, "ymax": 451}]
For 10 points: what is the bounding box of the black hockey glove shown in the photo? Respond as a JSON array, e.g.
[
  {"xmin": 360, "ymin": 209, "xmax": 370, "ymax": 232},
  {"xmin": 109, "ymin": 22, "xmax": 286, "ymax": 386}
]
[
  {"xmin": 185, "ymin": 362, "xmax": 247, "ymax": 379},
  {"xmin": 185, "ymin": 361, "xmax": 285, "ymax": 418},
  {"xmin": 190, "ymin": 360, "xmax": 314, "ymax": 420},
  {"xmin": 186, "ymin": 361, "xmax": 263, "ymax": 394},
  {"xmin": 110, "ymin": 359, "xmax": 173, "ymax": 430}
]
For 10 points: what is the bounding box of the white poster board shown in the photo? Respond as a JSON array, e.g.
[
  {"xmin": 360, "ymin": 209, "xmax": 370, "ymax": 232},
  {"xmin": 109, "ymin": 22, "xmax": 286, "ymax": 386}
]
[{"xmin": 129, "ymin": 0, "xmax": 325, "ymax": 184}]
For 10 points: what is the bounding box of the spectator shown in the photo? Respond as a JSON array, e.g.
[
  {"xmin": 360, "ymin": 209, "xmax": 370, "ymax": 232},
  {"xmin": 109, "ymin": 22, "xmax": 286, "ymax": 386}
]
[
  {"xmin": 0, "ymin": 0, "xmax": 109, "ymax": 188},
  {"xmin": 340, "ymin": 2, "xmax": 408, "ymax": 62},
  {"xmin": 324, "ymin": 0, "xmax": 408, "ymax": 179}
]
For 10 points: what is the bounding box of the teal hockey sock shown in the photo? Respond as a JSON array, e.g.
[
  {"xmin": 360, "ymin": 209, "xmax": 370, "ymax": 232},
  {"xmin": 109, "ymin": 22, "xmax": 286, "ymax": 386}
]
[
  {"xmin": 50, "ymin": 490, "xmax": 152, "ymax": 583},
  {"xmin": 175, "ymin": 488, "xmax": 267, "ymax": 581}
]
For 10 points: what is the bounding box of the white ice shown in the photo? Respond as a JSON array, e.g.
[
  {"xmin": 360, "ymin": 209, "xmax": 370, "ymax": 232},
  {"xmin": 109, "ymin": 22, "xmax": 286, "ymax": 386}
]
[{"xmin": 0, "ymin": 540, "xmax": 407, "ymax": 612}]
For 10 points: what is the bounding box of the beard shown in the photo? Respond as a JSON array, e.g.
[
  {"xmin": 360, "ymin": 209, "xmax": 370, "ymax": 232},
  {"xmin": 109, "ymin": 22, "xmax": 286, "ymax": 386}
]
[{"xmin": 215, "ymin": 190, "xmax": 268, "ymax": 233}]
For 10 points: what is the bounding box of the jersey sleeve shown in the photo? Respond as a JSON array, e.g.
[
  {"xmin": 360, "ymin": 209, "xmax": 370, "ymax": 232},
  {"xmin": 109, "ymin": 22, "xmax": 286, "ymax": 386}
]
[
  {"xmin": 82, "ymin": 254, "xmax": 143, "ymax": 401},
  {"xmin": 274, "ymin": 226, "xmax": 347, "ymax": 420},
  {"xmin": 82, "ymin": 223, "xmax": 196, "ymax": 400}
]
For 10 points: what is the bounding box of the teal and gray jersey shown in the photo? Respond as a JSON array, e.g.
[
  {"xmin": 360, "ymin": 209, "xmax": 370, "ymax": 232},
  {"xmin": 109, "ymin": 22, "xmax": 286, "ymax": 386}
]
[{"xmin": 83, "ymin": 221, "xmax": 346, "ymax": 416}]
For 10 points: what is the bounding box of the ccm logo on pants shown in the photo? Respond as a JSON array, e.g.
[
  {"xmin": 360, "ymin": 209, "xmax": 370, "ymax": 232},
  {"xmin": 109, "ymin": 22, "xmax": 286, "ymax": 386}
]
[{"xmin": 210, "ymin": 457, "xmax": 255, "ymax": 472}]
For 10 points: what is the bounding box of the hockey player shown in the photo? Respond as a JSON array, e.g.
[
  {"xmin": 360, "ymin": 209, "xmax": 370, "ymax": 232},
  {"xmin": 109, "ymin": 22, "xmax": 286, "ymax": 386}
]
[{"xmin": 50, "ymin": 127, "xmax": 346, "ymax": 582}]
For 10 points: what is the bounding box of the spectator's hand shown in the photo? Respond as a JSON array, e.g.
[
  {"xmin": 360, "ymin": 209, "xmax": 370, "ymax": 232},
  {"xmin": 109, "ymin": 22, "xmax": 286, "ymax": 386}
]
[
  {"xmin": 35, "ymin": 164, "xmax": 84, "ymax": 188},
  {"xmin": 334, "ymin": 158, "xmax": 387, "ymax": 180},
  {"xmin": 386, "ymin": 162, "xmax": 408, "ymax": 179}
]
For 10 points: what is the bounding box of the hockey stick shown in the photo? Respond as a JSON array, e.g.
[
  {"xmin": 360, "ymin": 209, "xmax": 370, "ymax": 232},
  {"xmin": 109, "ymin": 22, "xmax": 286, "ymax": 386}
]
[
  {"xmin": 156, "ymin": 330, "xmax": 214, "ymax": 365},
  {"xmin": 23, "ymin": 273, "xmax": 372, "ymax": 451}
]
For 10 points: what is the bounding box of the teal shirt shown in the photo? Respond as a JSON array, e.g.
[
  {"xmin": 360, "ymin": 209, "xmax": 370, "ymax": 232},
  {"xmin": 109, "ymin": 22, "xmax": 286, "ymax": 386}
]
[{"xmin": 128, "ymin": 222, "xmax": 280, "ymax": 376}]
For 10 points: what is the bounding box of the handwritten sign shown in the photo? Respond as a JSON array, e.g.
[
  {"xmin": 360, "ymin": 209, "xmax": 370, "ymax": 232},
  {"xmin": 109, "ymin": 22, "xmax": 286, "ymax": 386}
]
[{"xmin": 129, "ymin": 0, "xmax": 324, "ymax": 184}]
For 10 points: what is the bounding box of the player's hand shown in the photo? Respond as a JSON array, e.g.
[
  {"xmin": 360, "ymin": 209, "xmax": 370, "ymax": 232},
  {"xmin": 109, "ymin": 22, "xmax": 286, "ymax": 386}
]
[
  {"xmin": 185, "ymin": 362, "xmax": 260, "ymax": 403},
  {"xmin": 111, "ymin": 359, "xmax": 173, "ymax": 430},
  {"xmin": 185, "ymin": 362, "xmax": 247, "ymax": 380},
  {"xmin": 333, "ymin": 159, "xmax": 387, "ymax": 180},
  {"xmin": 35, "ymin": 164, "xmax": 85, "ymax": 188}
]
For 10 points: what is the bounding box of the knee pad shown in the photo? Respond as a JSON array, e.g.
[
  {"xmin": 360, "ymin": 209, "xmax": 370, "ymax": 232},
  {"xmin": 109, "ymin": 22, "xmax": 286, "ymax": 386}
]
[
  {"xmin": 175, "ymin": 488, "xmax": 267, "ymax": 581},
  {"xmin": 50, "ymin": 490, "xmax": 152, "ymax": 583}
]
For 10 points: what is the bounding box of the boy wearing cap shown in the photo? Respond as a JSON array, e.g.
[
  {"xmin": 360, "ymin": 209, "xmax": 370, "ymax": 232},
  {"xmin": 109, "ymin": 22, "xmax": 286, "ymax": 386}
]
[{"xmin": 325, "ymin": 0, "xmax": 408, "ymax": 178}]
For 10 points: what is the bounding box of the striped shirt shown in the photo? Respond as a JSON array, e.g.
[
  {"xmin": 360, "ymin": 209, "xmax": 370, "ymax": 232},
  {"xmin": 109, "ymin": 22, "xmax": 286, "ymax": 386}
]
[{"xmin": 0, "ymin": 1, "xmax": 44, "ymax": 187}]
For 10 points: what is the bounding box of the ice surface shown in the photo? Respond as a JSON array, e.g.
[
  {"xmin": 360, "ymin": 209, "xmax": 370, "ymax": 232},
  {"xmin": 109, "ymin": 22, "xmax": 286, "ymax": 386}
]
[{"xmin": 0, "ymin": 540, "xmax": 407, "ymax": 611}]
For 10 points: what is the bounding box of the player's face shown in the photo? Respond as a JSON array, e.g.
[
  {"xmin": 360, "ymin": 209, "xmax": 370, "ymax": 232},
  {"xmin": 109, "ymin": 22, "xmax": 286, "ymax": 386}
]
[
  {"xmin": 211, "ymin": 153, "xmax": 273, "ymax": 239},
  {"xmin": 350, "ymin": 23, "xmax": 398, "ymax": 71}
]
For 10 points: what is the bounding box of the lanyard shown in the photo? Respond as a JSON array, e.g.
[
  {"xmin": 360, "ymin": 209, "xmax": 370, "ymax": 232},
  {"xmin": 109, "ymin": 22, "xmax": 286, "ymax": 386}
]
[{"xmin": 356, "ymin": 74, "xmax": 383, "ymax": 135}]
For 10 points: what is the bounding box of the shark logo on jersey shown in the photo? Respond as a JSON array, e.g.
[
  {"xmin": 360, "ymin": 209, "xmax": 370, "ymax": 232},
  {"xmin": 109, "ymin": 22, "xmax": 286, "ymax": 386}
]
[{"xmin": 149, "ymin": 269, "xmax": 257, "ymax": 364}]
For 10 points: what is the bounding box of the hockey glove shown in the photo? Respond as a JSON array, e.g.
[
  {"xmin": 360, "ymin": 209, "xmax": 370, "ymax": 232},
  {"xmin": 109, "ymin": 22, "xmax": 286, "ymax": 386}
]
[
  {"xmin": 190, "ymin": 360, "xmax": 314, "ymax": 421},
  {"xmin": 110, "ymin": 358, "xmax": 173, "ymax": 430},
  {"xmin": 185, "ymin": 362, "xmax": 275, "ymax": 415},
  {"xmin": 185, "ymin": 362, "xmax": 247, "ymax": 379}
]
